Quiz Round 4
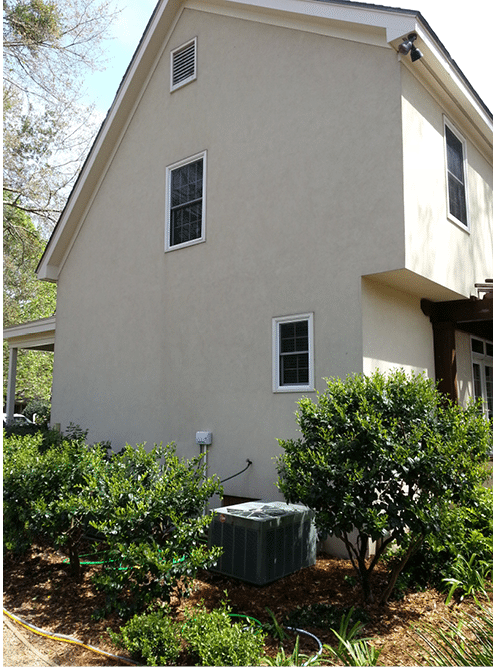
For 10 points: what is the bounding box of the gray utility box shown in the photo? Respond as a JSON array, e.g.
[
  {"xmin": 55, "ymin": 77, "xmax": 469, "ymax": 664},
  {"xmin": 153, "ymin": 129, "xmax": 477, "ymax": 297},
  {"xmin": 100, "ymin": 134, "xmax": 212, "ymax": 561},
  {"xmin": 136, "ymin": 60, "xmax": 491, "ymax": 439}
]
[{"xmin": 208, "ymin": 501, "xmax": 316, "ymax": 585}]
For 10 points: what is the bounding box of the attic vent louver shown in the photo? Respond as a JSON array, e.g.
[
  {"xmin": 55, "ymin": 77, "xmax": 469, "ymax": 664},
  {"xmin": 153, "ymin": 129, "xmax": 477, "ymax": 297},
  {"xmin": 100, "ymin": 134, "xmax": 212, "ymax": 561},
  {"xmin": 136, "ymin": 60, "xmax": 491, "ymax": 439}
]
[{"xmin": 171, "ymin": 38, "xmax": 197, "ymax": 91}]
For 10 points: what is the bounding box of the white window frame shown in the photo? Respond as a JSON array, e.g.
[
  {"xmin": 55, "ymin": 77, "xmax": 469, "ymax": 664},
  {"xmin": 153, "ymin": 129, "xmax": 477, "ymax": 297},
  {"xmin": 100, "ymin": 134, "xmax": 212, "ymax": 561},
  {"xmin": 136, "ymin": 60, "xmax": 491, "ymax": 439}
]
[
  {"xmin": 471, "ymin": 336, "xmax": 493, "ymax": 420},
  {"xmin": 272, "ymin": 313, "xmax": 315, "ymax": 393},
  {"xmin": 165, "ymin": 151, "xmax": 206, "ymax": 252},
  {"xmin": 443, "ymin": 118, "xmax": 469, "ymax": 231},
  {"xmin": 170, "ymin": 37, "xmax": 197, "ymax": 92}
]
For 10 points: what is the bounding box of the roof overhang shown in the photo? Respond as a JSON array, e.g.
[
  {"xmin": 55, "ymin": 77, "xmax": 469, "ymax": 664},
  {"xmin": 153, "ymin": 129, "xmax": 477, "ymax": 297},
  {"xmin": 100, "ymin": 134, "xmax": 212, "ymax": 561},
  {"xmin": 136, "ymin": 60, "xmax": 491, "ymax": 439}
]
[
  {"xmin": 3, "ymin": 316, "xmax": 56, "ymax": 351},
  {"xmin": 36, "ymin": 0, "xmax": 493, "ymax": 283}
]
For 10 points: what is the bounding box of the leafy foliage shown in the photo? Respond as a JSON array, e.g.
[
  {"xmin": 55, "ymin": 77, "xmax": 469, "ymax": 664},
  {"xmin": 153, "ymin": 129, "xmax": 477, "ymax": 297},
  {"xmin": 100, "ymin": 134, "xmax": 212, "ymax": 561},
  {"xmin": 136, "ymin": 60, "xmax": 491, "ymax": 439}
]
[
  {"xmin": 74, "ymin": 442, "xmax": 223, "ymax": 616},
  {"xmin": 3, "ymin": 433, "xmax": 223, "ymax": 613},
  {"xmin": 285, "ymin": 603, "xmax": 370, "ymax": 631},
  {"xmin": 182, "ymin": 601, "xmax": 266, "ymax": 666},
  {"xmin": 323, "ymin": 608, "xmax": 382, "ymax": 667},
  {"xmin": 108, "ymin": 607, "xmax": 181, "ymax": 666},
  {"xmin": 387, "ymin": 485, "xmax": 493, "ymax": 598},
  {"xmin": 277, "ymin": 370, "xmax": 491, "ymax": 604},
  {"xmin": 413, "ymin": 604, "xmax": 493, "ymax": 666},
  {"xmin": 3, "ymin": 0, "xmax": 119, "ymax": 229},
  {"xmin": 3, "ymin": 203, "xmax": 56, "ymax": 403},
  {"xmin": 3, "ymin": 428, "xmax": 93, "ymax": 567}
]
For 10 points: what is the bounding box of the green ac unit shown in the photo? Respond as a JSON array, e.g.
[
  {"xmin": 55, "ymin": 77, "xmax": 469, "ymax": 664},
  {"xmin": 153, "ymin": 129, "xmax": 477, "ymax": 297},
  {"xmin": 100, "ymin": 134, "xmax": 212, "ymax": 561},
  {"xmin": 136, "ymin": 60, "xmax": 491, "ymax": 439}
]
[{"xmin": 208, "ymin": 501, "xmax": 316, "ymax": 585}]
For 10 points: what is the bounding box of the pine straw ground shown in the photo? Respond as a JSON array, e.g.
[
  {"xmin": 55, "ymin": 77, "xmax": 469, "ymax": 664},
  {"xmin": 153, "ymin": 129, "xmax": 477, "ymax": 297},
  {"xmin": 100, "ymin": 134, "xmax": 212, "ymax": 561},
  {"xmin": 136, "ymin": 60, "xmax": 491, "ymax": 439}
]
[{"xmin": 3, "ymin": 541, "xmax": 492, "ymax": 666}]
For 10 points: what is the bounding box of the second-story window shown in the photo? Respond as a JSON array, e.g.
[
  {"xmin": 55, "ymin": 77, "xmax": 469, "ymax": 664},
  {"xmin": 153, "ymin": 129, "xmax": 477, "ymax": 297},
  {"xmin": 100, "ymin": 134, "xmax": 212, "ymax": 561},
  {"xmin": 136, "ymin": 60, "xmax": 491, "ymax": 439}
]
[
  {"xmin": 165, "ymin": 152, "xmax": 206, "ymax": 251},
  {"xmin": 445, "ymin": 122, "xmax": 468, "ymax": 228}
]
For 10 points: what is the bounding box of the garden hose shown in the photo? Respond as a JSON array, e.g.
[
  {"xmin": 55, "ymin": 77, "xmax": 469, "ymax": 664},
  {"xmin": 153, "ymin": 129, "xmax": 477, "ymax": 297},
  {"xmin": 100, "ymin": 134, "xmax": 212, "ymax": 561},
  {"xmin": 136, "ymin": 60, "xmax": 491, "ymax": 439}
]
[
  {"xmin": 3, "ymin": 608, "xmax": 138, "ymax": 665},
  {"xmin": 286, "ymin": 625, "xmax": 323, "ymax": 666}
]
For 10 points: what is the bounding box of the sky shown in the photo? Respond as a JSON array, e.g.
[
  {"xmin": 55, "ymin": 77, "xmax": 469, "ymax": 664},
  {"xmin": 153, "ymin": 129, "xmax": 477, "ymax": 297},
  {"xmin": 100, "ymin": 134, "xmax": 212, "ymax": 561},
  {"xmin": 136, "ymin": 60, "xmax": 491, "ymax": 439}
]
[{"xmin": 86, "ymin": 0, "xmax": 492, "ymax": 117}]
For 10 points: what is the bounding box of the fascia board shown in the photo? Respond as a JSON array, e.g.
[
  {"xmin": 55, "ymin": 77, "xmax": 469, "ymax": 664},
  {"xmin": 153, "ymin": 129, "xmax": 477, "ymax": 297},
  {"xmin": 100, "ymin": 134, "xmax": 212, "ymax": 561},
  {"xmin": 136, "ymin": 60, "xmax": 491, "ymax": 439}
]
[
  {"xmin": 3, "ymin": 316, "xmax": 56, "ymax": 349},
  {"xmin": 391, "ymin": 17, "xmax": 493, "ymax": 144}
]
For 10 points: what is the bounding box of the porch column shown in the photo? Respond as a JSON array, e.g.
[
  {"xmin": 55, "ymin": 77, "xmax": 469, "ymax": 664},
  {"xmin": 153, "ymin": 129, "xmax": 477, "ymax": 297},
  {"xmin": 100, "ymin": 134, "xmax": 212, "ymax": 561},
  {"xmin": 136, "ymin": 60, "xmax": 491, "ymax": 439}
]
[{"xmin": 6, "ymin": 346, "xmax": 18, "ymax": 422}]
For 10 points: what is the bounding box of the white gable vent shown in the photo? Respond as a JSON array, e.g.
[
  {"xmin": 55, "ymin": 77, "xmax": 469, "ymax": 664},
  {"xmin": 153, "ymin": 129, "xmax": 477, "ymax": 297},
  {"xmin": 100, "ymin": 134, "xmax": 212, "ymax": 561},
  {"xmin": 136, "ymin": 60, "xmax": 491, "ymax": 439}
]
[{"xmin": 171, "ymin": 38, "xmax": 197, "ymax": 91}]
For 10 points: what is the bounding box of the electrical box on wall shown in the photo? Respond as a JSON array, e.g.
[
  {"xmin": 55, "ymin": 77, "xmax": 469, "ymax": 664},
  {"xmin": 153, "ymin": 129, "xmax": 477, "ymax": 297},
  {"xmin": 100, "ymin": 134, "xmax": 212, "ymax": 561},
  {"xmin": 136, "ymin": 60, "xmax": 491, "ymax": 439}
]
[{"xmin": 196, "ymin": 431, "xmax": 212, "ymax": 445}]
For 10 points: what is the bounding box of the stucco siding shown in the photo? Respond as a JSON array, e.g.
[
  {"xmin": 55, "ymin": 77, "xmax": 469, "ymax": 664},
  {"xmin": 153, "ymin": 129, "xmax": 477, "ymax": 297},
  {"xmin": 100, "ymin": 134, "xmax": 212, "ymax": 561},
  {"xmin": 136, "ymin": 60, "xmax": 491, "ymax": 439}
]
[
  {"xmin": 51, "ymin": 8, "xmax": 405, "ymax": 500},
  {"xmin": 401, "ymin": 66, "xmax": 493, "ymax": 296},
  {"xmin": 362, "ymin": 277, "xmax": 434, "ymax": 376}
]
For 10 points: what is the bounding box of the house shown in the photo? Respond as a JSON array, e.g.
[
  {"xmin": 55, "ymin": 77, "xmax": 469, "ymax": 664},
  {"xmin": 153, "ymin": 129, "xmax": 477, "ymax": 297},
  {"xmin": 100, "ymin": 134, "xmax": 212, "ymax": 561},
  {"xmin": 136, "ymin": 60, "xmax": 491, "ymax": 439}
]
[{"xmin": 5, "ymin": 0, "xmax": 493, "ymax": 512}]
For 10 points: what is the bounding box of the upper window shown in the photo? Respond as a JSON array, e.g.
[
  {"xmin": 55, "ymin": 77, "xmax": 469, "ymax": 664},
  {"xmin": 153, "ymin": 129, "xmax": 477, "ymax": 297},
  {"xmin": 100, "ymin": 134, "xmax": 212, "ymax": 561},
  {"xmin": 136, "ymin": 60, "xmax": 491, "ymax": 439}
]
[
  {"xmin": 444, "ymin": 121, "xmax": 468, "ymax": 229},
  {"xmin": 170, "ymin": 38, "xmax": 197, "ymax": 91},
  {"xmin": 471, "ymin": 337, "xmax": 493, "ymax": 420},
  {"xmin": 273, "ymin": 313, "xmax": 314, "ymax": 392},
  {"xmin": 165, "ymin": 152, "xmax": 206, "ymax": 251}
]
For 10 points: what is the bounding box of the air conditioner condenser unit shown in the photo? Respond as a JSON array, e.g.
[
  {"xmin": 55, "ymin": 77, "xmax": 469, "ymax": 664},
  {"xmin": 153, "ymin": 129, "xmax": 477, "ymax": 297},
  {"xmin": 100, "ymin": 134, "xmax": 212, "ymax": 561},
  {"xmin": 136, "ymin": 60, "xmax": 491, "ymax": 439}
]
[{"xmin": 208, "ymin": 501, "xmax": 316, "ymax": 585}]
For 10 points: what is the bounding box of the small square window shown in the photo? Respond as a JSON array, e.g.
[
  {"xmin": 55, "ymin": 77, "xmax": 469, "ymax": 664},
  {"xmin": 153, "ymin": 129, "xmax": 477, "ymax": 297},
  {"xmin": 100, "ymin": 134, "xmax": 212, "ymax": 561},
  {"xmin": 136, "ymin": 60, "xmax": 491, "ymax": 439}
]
[
  {"xmin": 165, "ymin": 152, "xmax": 206, "ymax": 251},
  {"xmin": 170, "ymin": 38, "xmax": 197, "ymax": 91},
  {"xmin": 273, "ymin": 313, "xmax": 314, "ymax": 392},
  {"xmin": 444, "ymin": 121, "xmax": 468, "ymax": 228}
]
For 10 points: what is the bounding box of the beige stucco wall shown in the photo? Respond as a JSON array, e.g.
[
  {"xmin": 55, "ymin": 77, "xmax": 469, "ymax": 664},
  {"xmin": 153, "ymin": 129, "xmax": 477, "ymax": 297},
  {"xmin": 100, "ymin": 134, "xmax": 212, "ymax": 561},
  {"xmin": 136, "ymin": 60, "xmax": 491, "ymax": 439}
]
[
  {"xmin": 51, "ymin": 8, "xmax": 406, "ymax": 501},
  {"xmin": 400, "ymin": 66, "xmax": 493, "ymax": 297},
  {"xmin": 362, "ymin": 277, "xmax": 434, "ymax": 376}
]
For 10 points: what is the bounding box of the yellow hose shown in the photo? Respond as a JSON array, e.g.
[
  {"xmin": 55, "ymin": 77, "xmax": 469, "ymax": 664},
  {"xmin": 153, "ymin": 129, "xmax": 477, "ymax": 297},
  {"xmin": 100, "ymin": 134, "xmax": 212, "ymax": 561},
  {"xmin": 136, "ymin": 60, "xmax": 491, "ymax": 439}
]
[{"xmin": 3, "ymin": 608, "xmax": 138, "ymax": 665}]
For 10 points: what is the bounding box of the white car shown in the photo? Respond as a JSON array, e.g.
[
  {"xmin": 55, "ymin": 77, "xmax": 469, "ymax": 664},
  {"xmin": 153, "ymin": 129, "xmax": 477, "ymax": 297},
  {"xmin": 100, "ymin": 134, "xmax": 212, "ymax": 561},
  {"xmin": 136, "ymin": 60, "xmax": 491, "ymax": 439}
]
[{"xmin": 3, "ymin": 413, "xmax": 33, "ymax": 425}]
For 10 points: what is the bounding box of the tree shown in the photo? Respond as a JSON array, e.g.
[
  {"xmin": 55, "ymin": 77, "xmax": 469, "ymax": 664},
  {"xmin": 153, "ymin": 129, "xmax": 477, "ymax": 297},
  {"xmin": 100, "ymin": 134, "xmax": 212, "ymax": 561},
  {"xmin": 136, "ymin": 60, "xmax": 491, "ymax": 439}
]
[
  {"xmin": 3, "ymin": 0, "xmax": 119, "ymax": 230},
  {"xmin": 276, "ymin": 369, "xmax": 491, "ymax": 605},
  {"xmin": 3, "ymin": 202, "xmax": 57, "ymax": 403},
  {"xmin": 3, "ymin": 0, "xmax": 119, "ymax": 403}
]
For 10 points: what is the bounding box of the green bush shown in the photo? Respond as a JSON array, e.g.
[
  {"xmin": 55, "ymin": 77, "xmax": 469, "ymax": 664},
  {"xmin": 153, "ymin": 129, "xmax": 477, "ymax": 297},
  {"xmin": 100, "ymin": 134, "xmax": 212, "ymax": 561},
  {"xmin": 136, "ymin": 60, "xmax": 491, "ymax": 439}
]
[
  {"xmin": 23, "ymin": 398, "xmax": 51, "ymax": 426},
  {"xmin": 108, "ymin": 608, "xmax": 181, "ymax": 666},
  {"xmin": 3, "ymin": 429, "xmax": 94, "ymax": 567},
  {"xmin": 76, "ymin": 442, "xmax": 223, "ymax": 617},
  {"xmin": 4, "ymin": 433, "xmax": 223, "ymax": 612},
  {"xmin": 182, "ymin": 602, "xmax": 266, "ymax": 666},
  {"xmin": 388, "ymin": 485, "xmax": 493, "ymax": 597},
  {"xmin": 277, "ymin": 369, "xmax": 491, "ymax": 604}
]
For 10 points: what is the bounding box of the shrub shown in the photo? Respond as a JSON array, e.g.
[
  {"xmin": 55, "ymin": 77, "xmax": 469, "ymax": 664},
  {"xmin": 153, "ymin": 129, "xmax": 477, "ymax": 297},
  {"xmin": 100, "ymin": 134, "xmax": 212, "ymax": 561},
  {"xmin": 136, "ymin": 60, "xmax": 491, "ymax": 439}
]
[
  {"xmin": 108, "ymin": 608, "xmax": 181, "ymax": 666},
  {"xmin": 182, "ymin": 601, "xmax": 266, "ymax": 666},
  {"xmin": 76, "ymin": 442, "xmax": 223, "ymax": 616},
  {"xmin": 3, "ymin": 429, "xmax": 95, "ymax": 569},
  {"xmin": 23, "ymin": 398, "xmax": 51, "ymax": 426},
  {"xmin": 388, "ymin": 485, "xmax": 493, "ymax": 597},
  {"xmin": 277, "ymin": 369, "xmax": 491, "ymax": 604}
]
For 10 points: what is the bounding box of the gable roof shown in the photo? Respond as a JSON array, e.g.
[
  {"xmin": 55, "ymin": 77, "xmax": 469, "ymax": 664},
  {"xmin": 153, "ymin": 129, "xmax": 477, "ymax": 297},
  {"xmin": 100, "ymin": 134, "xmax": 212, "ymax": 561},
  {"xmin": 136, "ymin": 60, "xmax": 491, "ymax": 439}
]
[{"xmin": 37, "ymin": 0, "xmax": 493, "ymax": 282}]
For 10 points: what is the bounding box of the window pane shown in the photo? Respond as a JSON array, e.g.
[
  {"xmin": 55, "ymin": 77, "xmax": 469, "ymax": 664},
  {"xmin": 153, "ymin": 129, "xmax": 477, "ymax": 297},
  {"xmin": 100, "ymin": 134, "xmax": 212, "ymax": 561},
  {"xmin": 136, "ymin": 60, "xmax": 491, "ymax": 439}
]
[
  {"xmin": 486, "ymin": 366, "xmax": 493, "ymax": 418},
  {"xmin": 171, "ymin": 201, "xmax": 202, "ymax": 245},
  {"xmin": 279, "ymin": 319, "xmax": 309, "ymax": 386},
  {"xmin": 448, "ymin": 175, "xmax": 467, "ymax": 223},
  {"xmin": 473, "ymin": 363, "xmax": 482, "ymax": 401},
  {"xmin": 446, "ymin": 127, "xmax": 464, "ymax": 181},
  {"xmin": 472, "ymin": 339, "xmax": 484, "ymax": 354},
  {"xmin": 169, "ymin": 158, "xmax": 203, "ymax": 246},
  {"xmin": 281, "ymin": 352, "xmax": 309, "ymax": 386},
  {"xmin": 446, "ymin": 126, "xmax": 466, "ymax": 224}
]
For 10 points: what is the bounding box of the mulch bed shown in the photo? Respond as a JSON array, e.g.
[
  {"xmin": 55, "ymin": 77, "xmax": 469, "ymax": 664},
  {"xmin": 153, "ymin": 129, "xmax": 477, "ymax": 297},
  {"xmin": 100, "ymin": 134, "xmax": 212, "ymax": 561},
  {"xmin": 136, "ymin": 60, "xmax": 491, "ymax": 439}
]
[{"xmin": 3, "ymin": 541, "xmax": 491, "ymax": 665}]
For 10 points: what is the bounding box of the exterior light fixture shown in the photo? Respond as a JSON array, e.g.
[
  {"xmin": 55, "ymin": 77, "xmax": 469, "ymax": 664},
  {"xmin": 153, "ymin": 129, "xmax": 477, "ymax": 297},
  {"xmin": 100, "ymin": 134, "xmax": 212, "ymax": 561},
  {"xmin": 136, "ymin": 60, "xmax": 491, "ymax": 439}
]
[{"xmin": 398, "ymin": 32, "xmax": 423, "ymax": 62}]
